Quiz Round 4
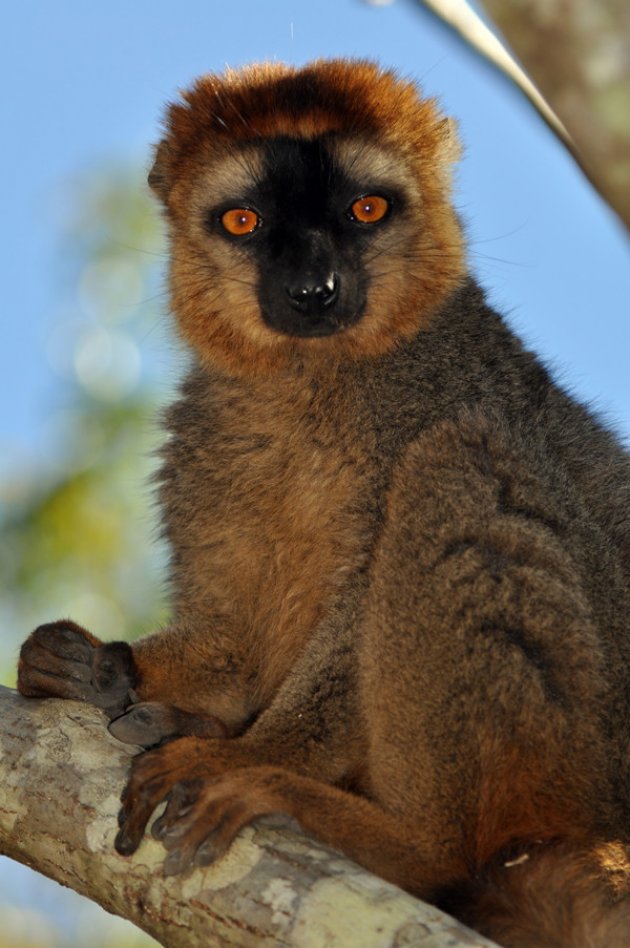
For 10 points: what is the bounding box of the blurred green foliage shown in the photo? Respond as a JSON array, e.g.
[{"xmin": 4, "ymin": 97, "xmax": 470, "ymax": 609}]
[
  {"xmin": 0, "ymin": 166, "xmax": 178, "ymax": 946},
  {"xmin": 0, "ymin": 166, "xmax": 177, "ymax": 685}
]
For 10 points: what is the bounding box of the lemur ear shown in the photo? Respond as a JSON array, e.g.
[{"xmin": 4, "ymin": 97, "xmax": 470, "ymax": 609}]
[
  {"xmin": 437, "ymin": 117, "xmax": 462, "ymax": 165},
  {"xmin": 148, "ymin": 139, "xmax": 172, "ymax": 203}
]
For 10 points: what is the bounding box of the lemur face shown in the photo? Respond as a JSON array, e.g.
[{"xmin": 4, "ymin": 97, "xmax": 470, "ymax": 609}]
[
  {"xmin": 202, "ymin": 134, "xmax": 413, "ymax": 340},
  {"xmin": 150, "ymin": 61, "xmax": 465, "ymax": 374}
]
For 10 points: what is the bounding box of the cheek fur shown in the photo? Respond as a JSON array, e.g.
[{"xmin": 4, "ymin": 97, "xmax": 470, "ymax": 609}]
[
  {"xmin": 169, "ymin": 239, "xmax": 297, "ymax": 376},
  {"xmin": 169, "ymin": 199, "xmax": 465, "ymax": 377},
  {"xmin": 343, "ymin": 199, "xmax": 465, "ymax": 358}
]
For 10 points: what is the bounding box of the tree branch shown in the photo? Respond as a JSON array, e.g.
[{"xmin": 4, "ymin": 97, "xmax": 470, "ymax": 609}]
[
  {"xmin": 0, "ymin": 686, "xmax": 497, "ymax": 947},
  {"xmin": 418, "ymin": 0, "xmax": 573, "ymax": 150},
  {"xmin": 415, "ymin": 0, "xmax": 630, "ymax": 233}
]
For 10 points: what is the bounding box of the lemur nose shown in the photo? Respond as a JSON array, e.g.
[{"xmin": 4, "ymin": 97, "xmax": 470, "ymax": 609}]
[{"xmin": 286, "ymin": 273, "xmax": 339, "ymax": 313}]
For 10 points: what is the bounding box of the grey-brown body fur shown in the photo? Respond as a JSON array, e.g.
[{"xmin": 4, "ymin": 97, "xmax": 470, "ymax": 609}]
[
  {"xmin": 158, "ymin": 276, "xmax": 630, "ymax": 785},
  {"xmin": 143, "ymin": 275, "xmax": 630, "ymax": 944}
]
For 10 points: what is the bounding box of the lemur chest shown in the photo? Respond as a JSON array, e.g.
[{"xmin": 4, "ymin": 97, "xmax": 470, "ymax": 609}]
[{"xmin": 172, "ymin": 382, "xmax": 379, "ymax": 697}]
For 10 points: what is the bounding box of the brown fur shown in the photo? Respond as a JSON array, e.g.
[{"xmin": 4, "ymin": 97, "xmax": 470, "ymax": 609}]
[{"xmin": 18, "ymin": 61, "xmax": 630, "ymax": 946}]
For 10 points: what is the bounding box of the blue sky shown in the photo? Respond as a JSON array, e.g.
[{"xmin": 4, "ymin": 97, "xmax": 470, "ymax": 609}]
[{"xmin": 3, "ymin": 0, "xmax": 629, "ymax": 480}]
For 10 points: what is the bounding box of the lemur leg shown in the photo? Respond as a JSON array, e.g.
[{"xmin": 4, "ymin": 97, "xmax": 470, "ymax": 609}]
[
  {"xmin": 113, "ymin": 603, "xmax": 363, "ymax": 782},
  {"xmin": 113, "ymin": 607, "xmax": 370, "ymax": 859},
  {"xmin": 358, "ymin": 414, "xmax": 613, "ymax": 871},
  {"xmin": 114, "ymin": 738, "xmax": 464, "ymax": 895}
]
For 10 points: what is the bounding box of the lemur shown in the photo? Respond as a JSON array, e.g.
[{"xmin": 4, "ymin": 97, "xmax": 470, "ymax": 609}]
[{"xmin": 18, "ymin": 60, "xmax": 630, "ymax": 946}]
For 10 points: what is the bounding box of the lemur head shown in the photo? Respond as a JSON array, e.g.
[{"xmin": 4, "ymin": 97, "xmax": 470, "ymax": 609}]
[{"xmin": 150, "ymin": 60, "xmax": 464, "ymax": 375}]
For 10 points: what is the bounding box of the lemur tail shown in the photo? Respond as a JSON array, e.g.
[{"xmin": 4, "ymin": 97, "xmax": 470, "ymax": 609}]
[{"xmin": 441, "ymin": 839, "xmax": 630, "ymax": 948}]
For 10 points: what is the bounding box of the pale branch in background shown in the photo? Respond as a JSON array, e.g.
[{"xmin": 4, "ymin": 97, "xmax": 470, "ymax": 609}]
[
  {"xmin": 418, "ymin": 0, "xmax": 573, "ymax": 148},
  {"xmin": 415, "ymin": 0, "xmax": 630, "ymax": 233}
]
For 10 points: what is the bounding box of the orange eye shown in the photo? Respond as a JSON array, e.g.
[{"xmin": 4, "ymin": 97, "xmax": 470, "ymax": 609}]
[
  {"xmin": 350, "ymin": 194, "xmax": 390, "ymax": 224},
  {"xmin": 220, "ymin": 207, "xmax": 261, "ymax": 236}
]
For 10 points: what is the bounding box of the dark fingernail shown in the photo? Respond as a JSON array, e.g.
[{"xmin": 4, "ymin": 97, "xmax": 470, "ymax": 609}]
[
  {"xmin": 162, "ymin": 821, "xmax": 189, "ymax": 845},
  {"xmin": 194, "ymin": 838, "xmax": 218, "ymax": 866},
  {"xmin": 114, "ymin": 828, "xmax": 137, "ymax": 856},
  {"xmin": 173, "ymin": 802, "xmax": 193, "ymax": 820}
]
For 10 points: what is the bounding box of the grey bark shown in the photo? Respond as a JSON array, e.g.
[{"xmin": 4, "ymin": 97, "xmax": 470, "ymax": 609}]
[
  {"xmin": 0, "ymin": 686, "xmax": 497, "ymax": 947},
  {"xmin": 416, "ymin": 0, "xmax": 630, "ymax": 233}
]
